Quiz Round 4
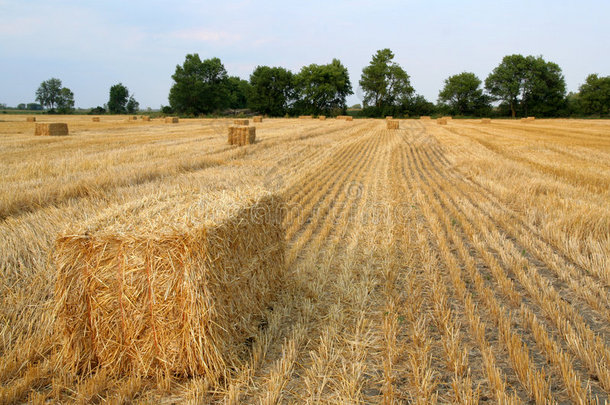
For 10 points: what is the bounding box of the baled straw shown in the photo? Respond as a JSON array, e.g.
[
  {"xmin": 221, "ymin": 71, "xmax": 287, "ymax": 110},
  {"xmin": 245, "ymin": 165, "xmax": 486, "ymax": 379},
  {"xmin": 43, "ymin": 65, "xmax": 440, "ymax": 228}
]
[
  {"xmin": 386, "ymin": 120, "xmax": 399, "ymax": 129},
  {"xmin": 26, "ymin": 117, "xmax": 36, "ymax": 122},
  {"xmin": 165, "ymin": 117, "xmax": 179, "ymax": 123},
  {"xmin": 92, "ymin": 117, "xmax": 100, "ymax": 122},
  {"xmin": 298, "ymin": 115, "xmax": 313, "ymax": 119},
  {"xmin": 53, "ymin": 187, "xmax": 285, "ymax": 382},
  {"xmin": 253, "ymin": 116, "xmax": 263, "ymax": 123},
  {"xmin": 481, "ymin": 118, "xmax": 491, "ymax": 124},
  {"xmin": 233, "ymin": 119, "xmax": 249, "ymax": 125},
  {"xmin": 318, "ymin": 116, "xmax": 326, "ymax": 120},
  {"xmin": 385, "ymin": 116, "xmax": 393, "ymax": 120},
  {"xmin": 142, "ymin": 116, "xmax": 151, "ymax": 122},
  {"xmin": 228, "ymin": 126, "xmax": 256, "ymax": 146},
  {"xmin": 437, "ymin": 118, "xmax": 448, "ymax": 125},
  {"xmin": 35, "ymin": 123, "xmax": 69, "ymax": 136}
]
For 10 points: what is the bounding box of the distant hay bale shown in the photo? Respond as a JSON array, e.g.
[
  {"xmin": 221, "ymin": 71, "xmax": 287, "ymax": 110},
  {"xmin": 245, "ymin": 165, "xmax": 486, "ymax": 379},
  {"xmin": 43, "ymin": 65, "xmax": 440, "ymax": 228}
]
[
  {"xmin": 35, "ymin": 123, "xmax": 69, "ymax": 136},
  {"xmin": 385, "ymin": 116, "xmax": 393, "ymax": 120},
  {"xmin": 386, "ymin": 120, "xmax": 399, "ymax": 130},
  {"xmin": 165, "ymin": 117, "xmax": 179, "ymax": 124},
  {"xmin": 92, "ymin": 117, "xmax": 100, "ymax": 122},
  {"xmin": 53, "ymin": 188, "xmax": 285, "ymax": 381},
  {"xmin": 253, "ymin": 116, "xmax": 263, "ymax": 123},
  {"xmin": 481, "ymin": 118, "xmax": 491, "ymax": 124},
  {"xmin": 437, "ymin": 118, "xmax": 448, "ymax": 125},
  {"xmin": 336, "ymin": 115, "xmax": 353, "ymax": 121},
  {"xmin": 318, "ymin": 116, "xmax": 326, "ymax": 120},
  {"xmin": 26, "ymin": 117, "xmax": 36, "ymax": 122},
  {"xmin": 131, "ymin": 116, "xmax": 138, "ymax": 120},
  {"xmin": 142, "ymin": 116, "xmax": 151, "ymax": 122},
  {"xmin": 298, "ymin": 115, "xmax": 312, "ymax": 119},
  {"xmin": 234, "ymin": 119, "xmax": 249, "ymax": 125},
  {"xmin": 228, "ymin": 126, "xmax": 256, "ymax": 146},
  {"xmin": 520, "ymin": 117, "xmax": 535, "ymax": 123},
  {"xmin": 420, "ymin": 116, "xmax": 431, "ymax": 120}
]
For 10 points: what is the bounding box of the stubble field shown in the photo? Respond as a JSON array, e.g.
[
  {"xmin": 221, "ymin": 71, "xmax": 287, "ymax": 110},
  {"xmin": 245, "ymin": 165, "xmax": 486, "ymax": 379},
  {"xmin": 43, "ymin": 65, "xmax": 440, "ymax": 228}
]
[{"xmin": 0, "ymin": 115, "xmax": 608, "ymax": 404}]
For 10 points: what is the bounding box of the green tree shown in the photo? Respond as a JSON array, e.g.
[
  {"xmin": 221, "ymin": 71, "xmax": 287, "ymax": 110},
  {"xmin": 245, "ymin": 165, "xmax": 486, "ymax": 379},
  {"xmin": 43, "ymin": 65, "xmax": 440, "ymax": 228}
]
[
  {"xmin": 56, "ymin": 87, "xmax": 75, "ymax": 114},
  {"xmin": 294, "ymin": 59, "xmax": 353, "ymax": 115},
  {"xmin": 35, "ymin": 78, "xmax": 63, "ymax": 110},
  {"xmin": 248, "ymin": 66, "xmax": 294, "ymax": 116},
  {"xmin": 485, "ymin": 54, "xmax": 566, "ymax": 117},
  {"xmin": 438, "ymin": 72, "xmax": 490, "ymax": 116},
  {"xmin": 359, "ymin": 49, "xmax": 414, "ymax": 114},
  {"xmin": 578, "ymin": 74, "xmax": 610, "ymax": 116},
  {"xmin": 17, "ymin": 103, "xmax": 26, "ymax": 110},
  {"xmin": 169, "ymin": 54, "xmax": 229, "ymax": 115},
  {"xmin": 227, "ymin": 76, "xmax": 251, "ymax": 109},
  {"xmin": 108, "ymin": 83, "xmax": 129, "ymax": 114},
  {"xmin": 406, "ymin": 94, "xmax": 436, "ymax": 116},
  {"xmin": 126, "ymin": 95, "xmax": 139, "ymax": 114}
]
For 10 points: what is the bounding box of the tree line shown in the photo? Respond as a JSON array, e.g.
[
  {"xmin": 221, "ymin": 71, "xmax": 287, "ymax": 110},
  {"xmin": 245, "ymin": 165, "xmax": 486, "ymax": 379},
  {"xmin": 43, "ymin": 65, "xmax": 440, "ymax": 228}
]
[{"xmin": 23, "ymin": 49, "xmax": 610, "ymax": 117}]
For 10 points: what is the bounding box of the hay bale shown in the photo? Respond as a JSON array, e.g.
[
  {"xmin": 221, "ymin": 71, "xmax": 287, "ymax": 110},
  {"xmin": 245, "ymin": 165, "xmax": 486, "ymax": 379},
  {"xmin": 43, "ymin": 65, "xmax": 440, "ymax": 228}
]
[
  {"xmin": 26, "ymin": 117, "xmax": 36, "ymax": 122},
  {"xmin": 437, "ymin": 118, "xmax": 448, "ymax": 125},
  {"xmin": 336, "ymin": 115, "xmax": 353, "ymax": 121},
  {"xmin": 386, "ymin": 120, "xmax": 399, "ymax": 130},
  {"xmin": 165, "ymin": 117, "xmax": 179, "ymax": 124},
  {"xmin": 318, "ymin": 116, "xmax": 326, "ymax": 120},
  {"xmin": 298, "ymin": 115, "xmax": 312, "ymax": 119},
  {"xmin": 35, "ymin": 123, "xmax": 69, "ymax": 136},
  {"xmin": 92, "ymin": 117, "xmax": 100, "ymax": 122},
  {"xmin": 142, "ymin": 116, "xmax": 151, "ymax": 122},
  {"xmin": 481, "ymin": 118, "xmax": 491, "ymax": 124},
  {"xmin": 253, "ymin": 116, "xmax": 263, "ymax": 123},
  {"xmin": 228, "ymin": 126, "xmax": 256, "ymax": 146},
  {"xmin": 234, "ymin": 119, "xmax": 249, "ymax": 125},
  {"xmin": 527, "ymin": 116, "xmax": 535, "ymax": 121},
  {"xmin": 385, "ymin": 116, "xmax": 393, "ymax": 120},
  {"xmin": 53, "ymin": 188, "xmax": 285, "ymax": 380},
  {"xmin": 131, "ymin": 116, "xmax": 138, "ymax": 120},
  {"xmin": 420, "ymin": 116, "xmax": 431, "ymax": 120}
]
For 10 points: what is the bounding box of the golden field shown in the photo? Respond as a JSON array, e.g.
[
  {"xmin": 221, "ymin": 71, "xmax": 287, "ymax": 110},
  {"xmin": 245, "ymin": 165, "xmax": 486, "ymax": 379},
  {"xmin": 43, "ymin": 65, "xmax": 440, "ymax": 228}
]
[{"xmin": 0, "ymin": 115, "xmax": 609, "ymax": 403}]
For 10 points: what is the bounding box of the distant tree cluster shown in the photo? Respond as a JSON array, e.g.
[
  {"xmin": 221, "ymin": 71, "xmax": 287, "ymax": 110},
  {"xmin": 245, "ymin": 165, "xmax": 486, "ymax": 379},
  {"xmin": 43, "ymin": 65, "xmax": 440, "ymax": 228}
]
[{"xmin": 26, "ymin": 51, "xmax": 609, "ymax": 117}]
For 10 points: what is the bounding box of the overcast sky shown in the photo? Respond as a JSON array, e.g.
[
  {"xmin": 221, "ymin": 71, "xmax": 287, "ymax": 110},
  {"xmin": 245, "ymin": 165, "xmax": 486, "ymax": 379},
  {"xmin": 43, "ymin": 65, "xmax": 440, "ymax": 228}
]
[{"xmin": 1, "ymin": 0, "xmax": 609, "ymax": 109}]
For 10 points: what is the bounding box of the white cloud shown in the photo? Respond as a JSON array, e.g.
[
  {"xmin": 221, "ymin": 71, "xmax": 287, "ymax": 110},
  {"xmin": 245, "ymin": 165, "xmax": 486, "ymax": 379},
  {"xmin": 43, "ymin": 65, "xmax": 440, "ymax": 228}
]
[{"xmin": 170, "ymin": 28, "xmax": 242, "ymax": 44}]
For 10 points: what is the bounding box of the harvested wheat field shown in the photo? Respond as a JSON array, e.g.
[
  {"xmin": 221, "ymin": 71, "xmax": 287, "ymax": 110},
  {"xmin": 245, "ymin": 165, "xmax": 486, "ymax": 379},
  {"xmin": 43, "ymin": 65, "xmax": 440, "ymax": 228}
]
[{"xmin": 0, "ymin": 115, "xmax": 609, "ymax": 404}]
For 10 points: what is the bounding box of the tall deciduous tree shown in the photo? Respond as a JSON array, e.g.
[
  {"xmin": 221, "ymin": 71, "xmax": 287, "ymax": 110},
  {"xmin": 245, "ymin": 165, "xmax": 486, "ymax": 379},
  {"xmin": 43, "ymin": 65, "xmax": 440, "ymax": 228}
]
[
  {"xmin": 169, "ymin": 54, "xmax": 229, "ymax": 115},
  {"xmin": 56, "ymin": 87, "xmax": 75, "ymax": 114},
  {"xmin": 438, "ymin": 72, "xmax": 490, "ymax": 116},
  {"xmin": 108, "ymin": 83, "xmax": 129, "ymax": 114},
  {"xmin": 359, "ymin": 49, "xmax": 414, "ymax": 113},
  {"xmin": 485, "ymin": 54, "xmax": 566, "ymax": 117},
  {"xmin": 226, "ymin": 76, "xmax": 251, "ymax": 109},
  {"xmin": 294, "ymin": 59, "xmax": 353, "ymax": 115},
  {"xmin": 248, "ymin": 66, "xmax": 294, "ymax": 116},
  {"xmin": 578, "ymin": 74, "xmax": 610, "ymax": 116},
  {"xmin": 35, "ymin": 78, "xmax": 63, "ymax": 110}
]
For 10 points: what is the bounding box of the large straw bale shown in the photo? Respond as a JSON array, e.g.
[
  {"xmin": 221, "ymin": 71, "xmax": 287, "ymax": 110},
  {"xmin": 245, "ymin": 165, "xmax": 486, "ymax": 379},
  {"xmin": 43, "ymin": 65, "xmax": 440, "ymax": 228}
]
[
  {"xmin": 481, "ymin": 118, "xmax": 491, "ymax": 124},
  {"xmin": 53, "ymin": 187, "xmax": 285, "ymax": 381},
  {"xmin": 26, "ymin": 116, "xmax": 36, "ymax": 122},
  {"xmin": 336, "ymin": 115, "xmax": 353, "ymax": 121},
  {"xmin": 165, "ymin": 117, "xmax": 179, "ymax": 123},
  {"xmin": 234, "ymin": 119, "xmax": 249, "ymax": 125},
  {"xmin": 318, "ymin": 116, "xmax": 326, "ymax": 120},
  {"xmin": 420, "ymin": 116, "xmax": 431, "ymax": 120},
  {"xmin": 253, "ymin": 116, "xmax": 263, "ymax": 123},
  {"xmin": 35, "ymin": 123, "xmax": 69, "ymax": 136},
  {"xmin": 228, "ymin": 126, "xmax": 256, "ymax": 146},
  {"xmin": 437, "ymin": 118, "xmax": 448, "ymax": 125},
  {"xmin": 92, "ymin": 117, "xmax": 100, "ymax": 122},
  {"xmin": 142, "ymin": 116, "xmax": 151, "ymax": 122},
  {"xmin": 386, "ymin": 120, "xmax": 399, "ymax": 129},
  {"xmin": 385, "ymin": 116, "xmax": 393, "ymax": 120}
]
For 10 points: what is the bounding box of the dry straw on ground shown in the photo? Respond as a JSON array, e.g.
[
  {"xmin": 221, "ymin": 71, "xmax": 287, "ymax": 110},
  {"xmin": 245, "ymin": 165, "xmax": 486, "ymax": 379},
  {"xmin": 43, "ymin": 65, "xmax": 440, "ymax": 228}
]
[
  {"xmin": 437, "ymin": 118, "xmax": 448, "ymax": 125},
  {"xmin": 298, "ymin": 115, "xmax": 312, "ymax": 119},
  {"xmin": 442, "ymin": 116, "xmax": 453, "ymax": 120},
  {"xmin": 228, "ymin": 126, "xmax": 256, "ymax": 146},
  {"xmin": 481, "ymin": 118, "xmax": 491, "ymax": 124},
  {"xmin": 420, "ymin": 116, "xmax": 431, "ymax": 120},
  {"xmin": 386, "ymin": 120, "xmax": 399, "ymax": 129},
  {"xmin": 35, "ymin": 123, "xmax": 69, "ymax": 136},
  {"xmin": 26, "ymin": 117, "xmax": 36, "ymax": 122},
  {"xmin": 53, "ymin": 187, "xmax": 285, "ymax": 382},
  {"xmin": 165, "ymin": 117, "xmax": 179, "ymax": 124},
  {"xmin": 234, "ymin": 119, "xmax": 249, "ymax": 125},
  {"xmin": 253, "ymin": 116, "xmax": 263, "ymax": 123}
]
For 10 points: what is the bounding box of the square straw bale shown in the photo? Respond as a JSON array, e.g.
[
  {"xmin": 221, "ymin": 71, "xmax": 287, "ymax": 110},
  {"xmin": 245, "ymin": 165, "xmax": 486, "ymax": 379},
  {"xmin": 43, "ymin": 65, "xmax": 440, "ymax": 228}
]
[
  {"xmin": 92, "ymin": 117, "xmax": 100, "ymax": 122},
  {"xmin": 233, "ymin": 119, "xmax": 249, "ymax": 125},
  {"xmin": 437, "ymin": 118, "xmax": 448, "ymax": 125},
  {"xmin": 253, "ymin": 116, "xmax": 263, "ymax": 123},
  {"xmin": 35, "ymin": 123, "xmax": 69, "ymax": 136},
  {"xmin": 318, "ymin": 116, "xmax": 326, "ymax": 120},
  {"xmin": 53, "ymin": 188, "xmax": 285, "ymax": 381},
  {"xmin": 165, "ymin": 117, "xmax": 179, "ymax": 123},
  {"xmin": 26, "ymin": 117, "xmax": 36, "ymax": 122},
  {"xmin": 386, "ymin": 120, "xmax": 399, "ymax": 129}
]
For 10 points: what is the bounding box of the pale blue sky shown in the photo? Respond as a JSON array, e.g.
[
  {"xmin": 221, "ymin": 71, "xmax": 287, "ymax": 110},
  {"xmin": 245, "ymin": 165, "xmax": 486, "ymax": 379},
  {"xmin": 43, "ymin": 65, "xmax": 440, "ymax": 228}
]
[{"xmin": 1, "ymin": 0, "xmax": 608, "ymax": 109}]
